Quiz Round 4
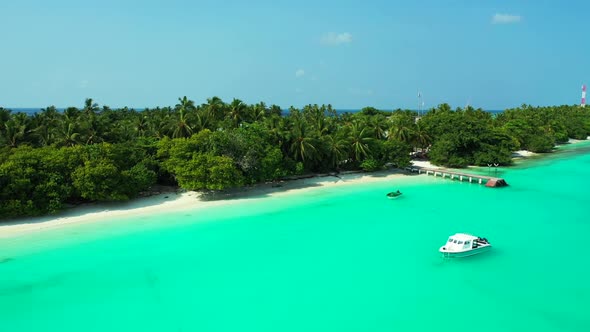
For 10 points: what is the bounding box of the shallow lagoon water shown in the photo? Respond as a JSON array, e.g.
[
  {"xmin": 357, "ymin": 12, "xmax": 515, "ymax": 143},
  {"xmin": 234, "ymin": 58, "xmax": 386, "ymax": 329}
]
[{"xmin": 1, "ymin": 143, "xmax": 589, "ymax": 331}]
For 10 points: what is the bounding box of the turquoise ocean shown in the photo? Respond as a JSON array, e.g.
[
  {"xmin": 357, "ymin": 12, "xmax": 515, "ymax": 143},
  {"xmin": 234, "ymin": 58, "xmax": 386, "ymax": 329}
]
[{"xmin": 1, "ymin": 142, "xmax": 590, "ymax": 331}]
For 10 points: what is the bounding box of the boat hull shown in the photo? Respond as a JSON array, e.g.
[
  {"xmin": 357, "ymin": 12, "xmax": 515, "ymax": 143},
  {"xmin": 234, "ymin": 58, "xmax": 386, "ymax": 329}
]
[
  {"xmin": 439, "ymin": 245, "xmax": 491, "ymax": 258},
  {"xmin": 386, "ymin": 192, "xmax": 402, "ymax": 199}
]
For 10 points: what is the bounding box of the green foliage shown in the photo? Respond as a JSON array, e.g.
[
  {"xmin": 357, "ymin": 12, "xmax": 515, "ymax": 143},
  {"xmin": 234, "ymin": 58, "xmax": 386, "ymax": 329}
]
[
  {"xmin": 157, "ymin": 130, "xmax": 212, "ymax": 162},
  {"xmin": 1, "ymin": 98, "xmax": 589, "ymax": 220},
  {"xmin": 360, "ymin": 158, "xmax": 382, "ymax": 172},
  {"xmin": 420, "ymin": 104, "xmax": 572, "ymax": 167},
  {"xmin": 472, "ymin": 148, "xmax": 512, "ymax": 166},
  {"xmin": 122, "ymin": 163, "xmax": 157, "ymax": 195},
  {"xmin": 527, "ymin": 134, "xmax": 555, "ymax": 153},
  {"xmin": 360, "ymin": 107, "xmax": 390, "ymax": 116},
  {"xmin": 73, "ymin": 160, "xmax": 128, "ymax": 201},
  {"xmin": 260, "ymin": 147, "xmax": 288, "ymax": 180},
  {"xmin": 70, "ymin": 142, "xmax": 158, "ymax": 201},
  {"xmin": 428, "ymin": 137, "xmax": 468, "ymax": 167},
  {"xmin": 501, "ymin": 119, "xmax": 530, "ymax": 148},
  {"xmin": 208, "ymin": 126, "xmax": 272, "ymax": 183},
  {"xmin": 471, "ymin": 129, "xmax": 518, "ymax": 166},
  {"xmin": 171, "ymin": 153, "xmax": 244, "ymax": 190},
  {"xmin": 0, "ymin": 146, "xmax": 80, "ymax": 217},
  {"xmin": 295, "ymin": 162, "xmax": 305, "ymax": 175},
  {"xmin": 497, "ymin": 104, "xmax": 590, "ymax": 151},
  {"xmin": 376, "ymin": 139, "xmax": 412, "ymax": 168}
]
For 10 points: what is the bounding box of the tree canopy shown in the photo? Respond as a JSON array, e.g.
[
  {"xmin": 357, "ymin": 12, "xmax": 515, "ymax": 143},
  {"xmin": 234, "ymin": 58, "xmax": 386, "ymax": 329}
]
[{"xmin": 1, "ymin": 98, "xmax": 588, "ymax": 219}]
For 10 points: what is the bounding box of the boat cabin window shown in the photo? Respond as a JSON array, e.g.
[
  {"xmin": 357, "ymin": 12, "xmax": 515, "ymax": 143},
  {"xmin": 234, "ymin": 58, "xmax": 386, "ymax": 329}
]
[
  {"xmin": 465, "ymin": 241, "xmax": 470, "ymax": 245},
  {"xmin": 448, "ymin": 238, "xmax": 454, "ymax": 243},
  {"xmin": 458, "ymin": 241, "xmax": 463, "ymax": 244}
]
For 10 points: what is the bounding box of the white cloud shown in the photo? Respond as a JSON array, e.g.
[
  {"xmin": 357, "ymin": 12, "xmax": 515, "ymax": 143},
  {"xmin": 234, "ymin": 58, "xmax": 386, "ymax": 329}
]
[
  {"xmin": 320, "ymin": 32, "xmax": 353, "ymax": 46},
  {"xmin": 492, "ymin": 13, "xmax": 522, "ymax": 24},
  {"xmin": 295, "ymin": 69, "xmax": 305, "ymax": 78}
]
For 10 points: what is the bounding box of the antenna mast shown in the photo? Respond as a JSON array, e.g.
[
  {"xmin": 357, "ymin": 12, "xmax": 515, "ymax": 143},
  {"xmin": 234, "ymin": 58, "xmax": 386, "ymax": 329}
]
[{"xmin": 418, "ymin": 90, "xmax": 424, "ymax": 116}]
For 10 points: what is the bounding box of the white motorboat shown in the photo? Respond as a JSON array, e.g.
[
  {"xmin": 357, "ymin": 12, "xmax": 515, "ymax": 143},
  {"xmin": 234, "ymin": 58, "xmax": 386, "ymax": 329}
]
[{"xmin": 439, "ymin": 233, "xmax": 491, "ymax": 258}]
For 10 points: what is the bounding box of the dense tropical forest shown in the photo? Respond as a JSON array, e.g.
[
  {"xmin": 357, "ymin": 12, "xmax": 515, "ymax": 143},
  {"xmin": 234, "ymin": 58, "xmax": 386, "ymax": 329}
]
[{"xmin": 1, "ymin": 97, "xmax": 589, "ymax": 219}]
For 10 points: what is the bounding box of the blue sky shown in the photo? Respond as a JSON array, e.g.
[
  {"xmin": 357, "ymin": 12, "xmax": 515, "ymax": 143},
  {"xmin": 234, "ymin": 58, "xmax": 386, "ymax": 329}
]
[{"xmin": 1, "ymin": 0, "xmax": 588, "ymax": 110}]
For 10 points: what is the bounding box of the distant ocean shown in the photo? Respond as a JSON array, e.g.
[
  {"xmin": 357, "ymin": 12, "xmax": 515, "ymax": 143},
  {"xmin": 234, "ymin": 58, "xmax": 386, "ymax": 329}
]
[{"xmin": 6, "ymin": 108, "xmax": 505, "ymax": 116}]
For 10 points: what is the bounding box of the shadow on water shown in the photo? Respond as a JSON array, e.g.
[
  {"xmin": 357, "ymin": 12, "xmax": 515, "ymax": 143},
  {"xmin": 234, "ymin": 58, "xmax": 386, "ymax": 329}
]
[
  {"xmin": 0, "ymin": 273, "xmax": 69, "ymax": 297},
  {"xmin": 198, "ymin": 169, "xmax": 410, "ymax": 202},
  {"xmin": 0, "ymin": 170, "xmax": 403, "ymax": 227},
  {"xmin": 198, "ymin": 182, "xmax": 324, "ymax": 201},
  {"xmin": 0, "ymin": 257, "xmax": 14, "ymax": 265},
  {"xmin": 0, "ymin": 191, "xmax": 186, "ymax": 228},
  {"xmin": 144, "ymin": 269, "xmax": 162, "ymax": 303},
  {"xmin": 435, "ymin": 249, "xmax": 498, "ymax": 267},
  {"xmin": 535, "ymin": 308, "xmax": 590, "ymax": 331}
]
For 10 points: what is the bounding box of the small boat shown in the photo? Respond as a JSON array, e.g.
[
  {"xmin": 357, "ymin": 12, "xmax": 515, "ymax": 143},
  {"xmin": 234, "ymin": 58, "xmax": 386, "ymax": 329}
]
[
  {"xmin": 439, "ymin": 233, "xmax": 491, "ymax": 258},
  {"xmin": 386, "ymin": 191, "xmax": 403, "ymax": 199}
]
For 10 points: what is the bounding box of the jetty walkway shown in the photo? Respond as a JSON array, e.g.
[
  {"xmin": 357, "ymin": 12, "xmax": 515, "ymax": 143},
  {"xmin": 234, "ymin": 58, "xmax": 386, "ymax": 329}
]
[{"xmin": 405, "ymin": 166, "xmax": 508, "ymax": 187}]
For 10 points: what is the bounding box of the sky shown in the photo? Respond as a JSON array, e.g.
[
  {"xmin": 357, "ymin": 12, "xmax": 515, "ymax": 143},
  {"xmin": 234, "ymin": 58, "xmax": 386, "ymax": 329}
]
[{"xmin": 0, "ymin": 0, "xmax": 588, "ymax": 110}]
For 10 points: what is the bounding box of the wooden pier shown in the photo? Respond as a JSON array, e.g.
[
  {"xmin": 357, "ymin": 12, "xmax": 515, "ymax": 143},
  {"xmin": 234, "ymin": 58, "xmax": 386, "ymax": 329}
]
[{"xmin": 405, "ymin": 166, "xmax": 508, "ymax": 187}]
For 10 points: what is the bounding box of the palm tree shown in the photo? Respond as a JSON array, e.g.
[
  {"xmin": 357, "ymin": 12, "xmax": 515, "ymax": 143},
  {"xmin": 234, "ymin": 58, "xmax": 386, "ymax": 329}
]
[
  {"xmin": 56, "ymin": 121, "xmax": 81, "ymax": 147},
  {"xmin": 367, "ymin": 115, "xmax": 388, "ymax": 139},
  {"xmin": 40, "ymin": 106, "xmax": 59, "ymax": 120},
  {"xmin": 322, "ymin": 130, "xmax": 349, "ymax": 169},
  {"xmin": 436, "ymin": 103, "xmax": 452, "ymax": 113},
  {"xmin": 289, "ymin": 118, "xmax": 317, "ymax": 162},
  {"xmin": 0, "ymin": 107, "xmax": 12, "ymax": 144},
  {"xmin": 412, "ymin": 122, "xmax": 431, "ymax": 153},
  {"xmin": 170, "ymin": 96, "xmax": 196, "ymax": 138},
  {"xmin": 30, "ymin": 109, "xmax": 59, "ymax": 147},
  {"xmin": 170, "ymin": 107, "xmax": 193, "ymax": 138},
  {"xmin": 347, "ymin": 121, "xmax": 374, "ymax": 161},
  {"xmin": 268, "ymin": 104, "xmax": 282, "ymax": 117},
  {"xmin": 249, "ymin": 102, "xmax": 267, "ymax": 122},
  {"xmin": 111, "ymin": 120, "xmax": 136, "ymax": 143},
  {"xmin": 133, "ymin": 115, "xmax": 149, "ymax": 138},
  {"xmin": 0, "ymin": 107, "xmax": 10, "ymax": 123},
  {"xmin": 63, "ymin": 107, "xmax": 81, "ymax": 122},
  {"xmin": 83, "ymin": 98, "xmax": 99, "ymax": 117},
  {"xmin": 2, "ymin": 114, "xmax": 29, "ymax": 148},
  {"xmin": 388, "ymin": 116, "xmax": 414, "ymax": 143},
  {"xmin": 175, "ymin": 96, "xmax": 196, "ymax": 112},
  {"xmin": 81, "ymin": 114, "xmax": 105, "ymax": 145},
  {"xmin": 204, "ymin": 96, "xmax": 225, "ymax": 120},
  {"xmin": 263, "ymin": 114, "xmax": 289, "ymax": 149},
  {"xmin": 227, "ymin": 98, "xmax": 247, "ymax": 128},
  {"xmin": 194, "ymin": 107, "xmax": 215, "ymax": 133},
  {"xmin": 147, "ymin": 107, "xmax": 172, "ymax": 139}
]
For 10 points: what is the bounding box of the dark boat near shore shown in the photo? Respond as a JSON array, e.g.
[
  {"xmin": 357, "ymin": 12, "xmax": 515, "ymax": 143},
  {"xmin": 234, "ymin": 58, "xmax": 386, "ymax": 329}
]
[{"xmin": 386, "ymin": 190, "xmax": 403, "ymax": 199}]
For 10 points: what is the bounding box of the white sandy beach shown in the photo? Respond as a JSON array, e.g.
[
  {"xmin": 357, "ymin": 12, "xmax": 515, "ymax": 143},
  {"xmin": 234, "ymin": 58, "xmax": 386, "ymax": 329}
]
[
  {"xmin": 512, "ymin": 137, "xmax": 590, "ymax": 159},
  {"xmin": 512, "ymin": 150, "xmax": 538, "ymax": 158},
  {"xmin": 568, "ymin": 137, "xmax": 590, "ymax": 144},
  {"xmin": 2, "ymin": 139, "xmax": 587, "ymax": 239},
  {"xmin": 409, "ymin": 160, "xmax": 443, "ymax": 169},
  {"xmin": 0, "ymin": 170, "xmax": 413, "ymax": 239}
]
